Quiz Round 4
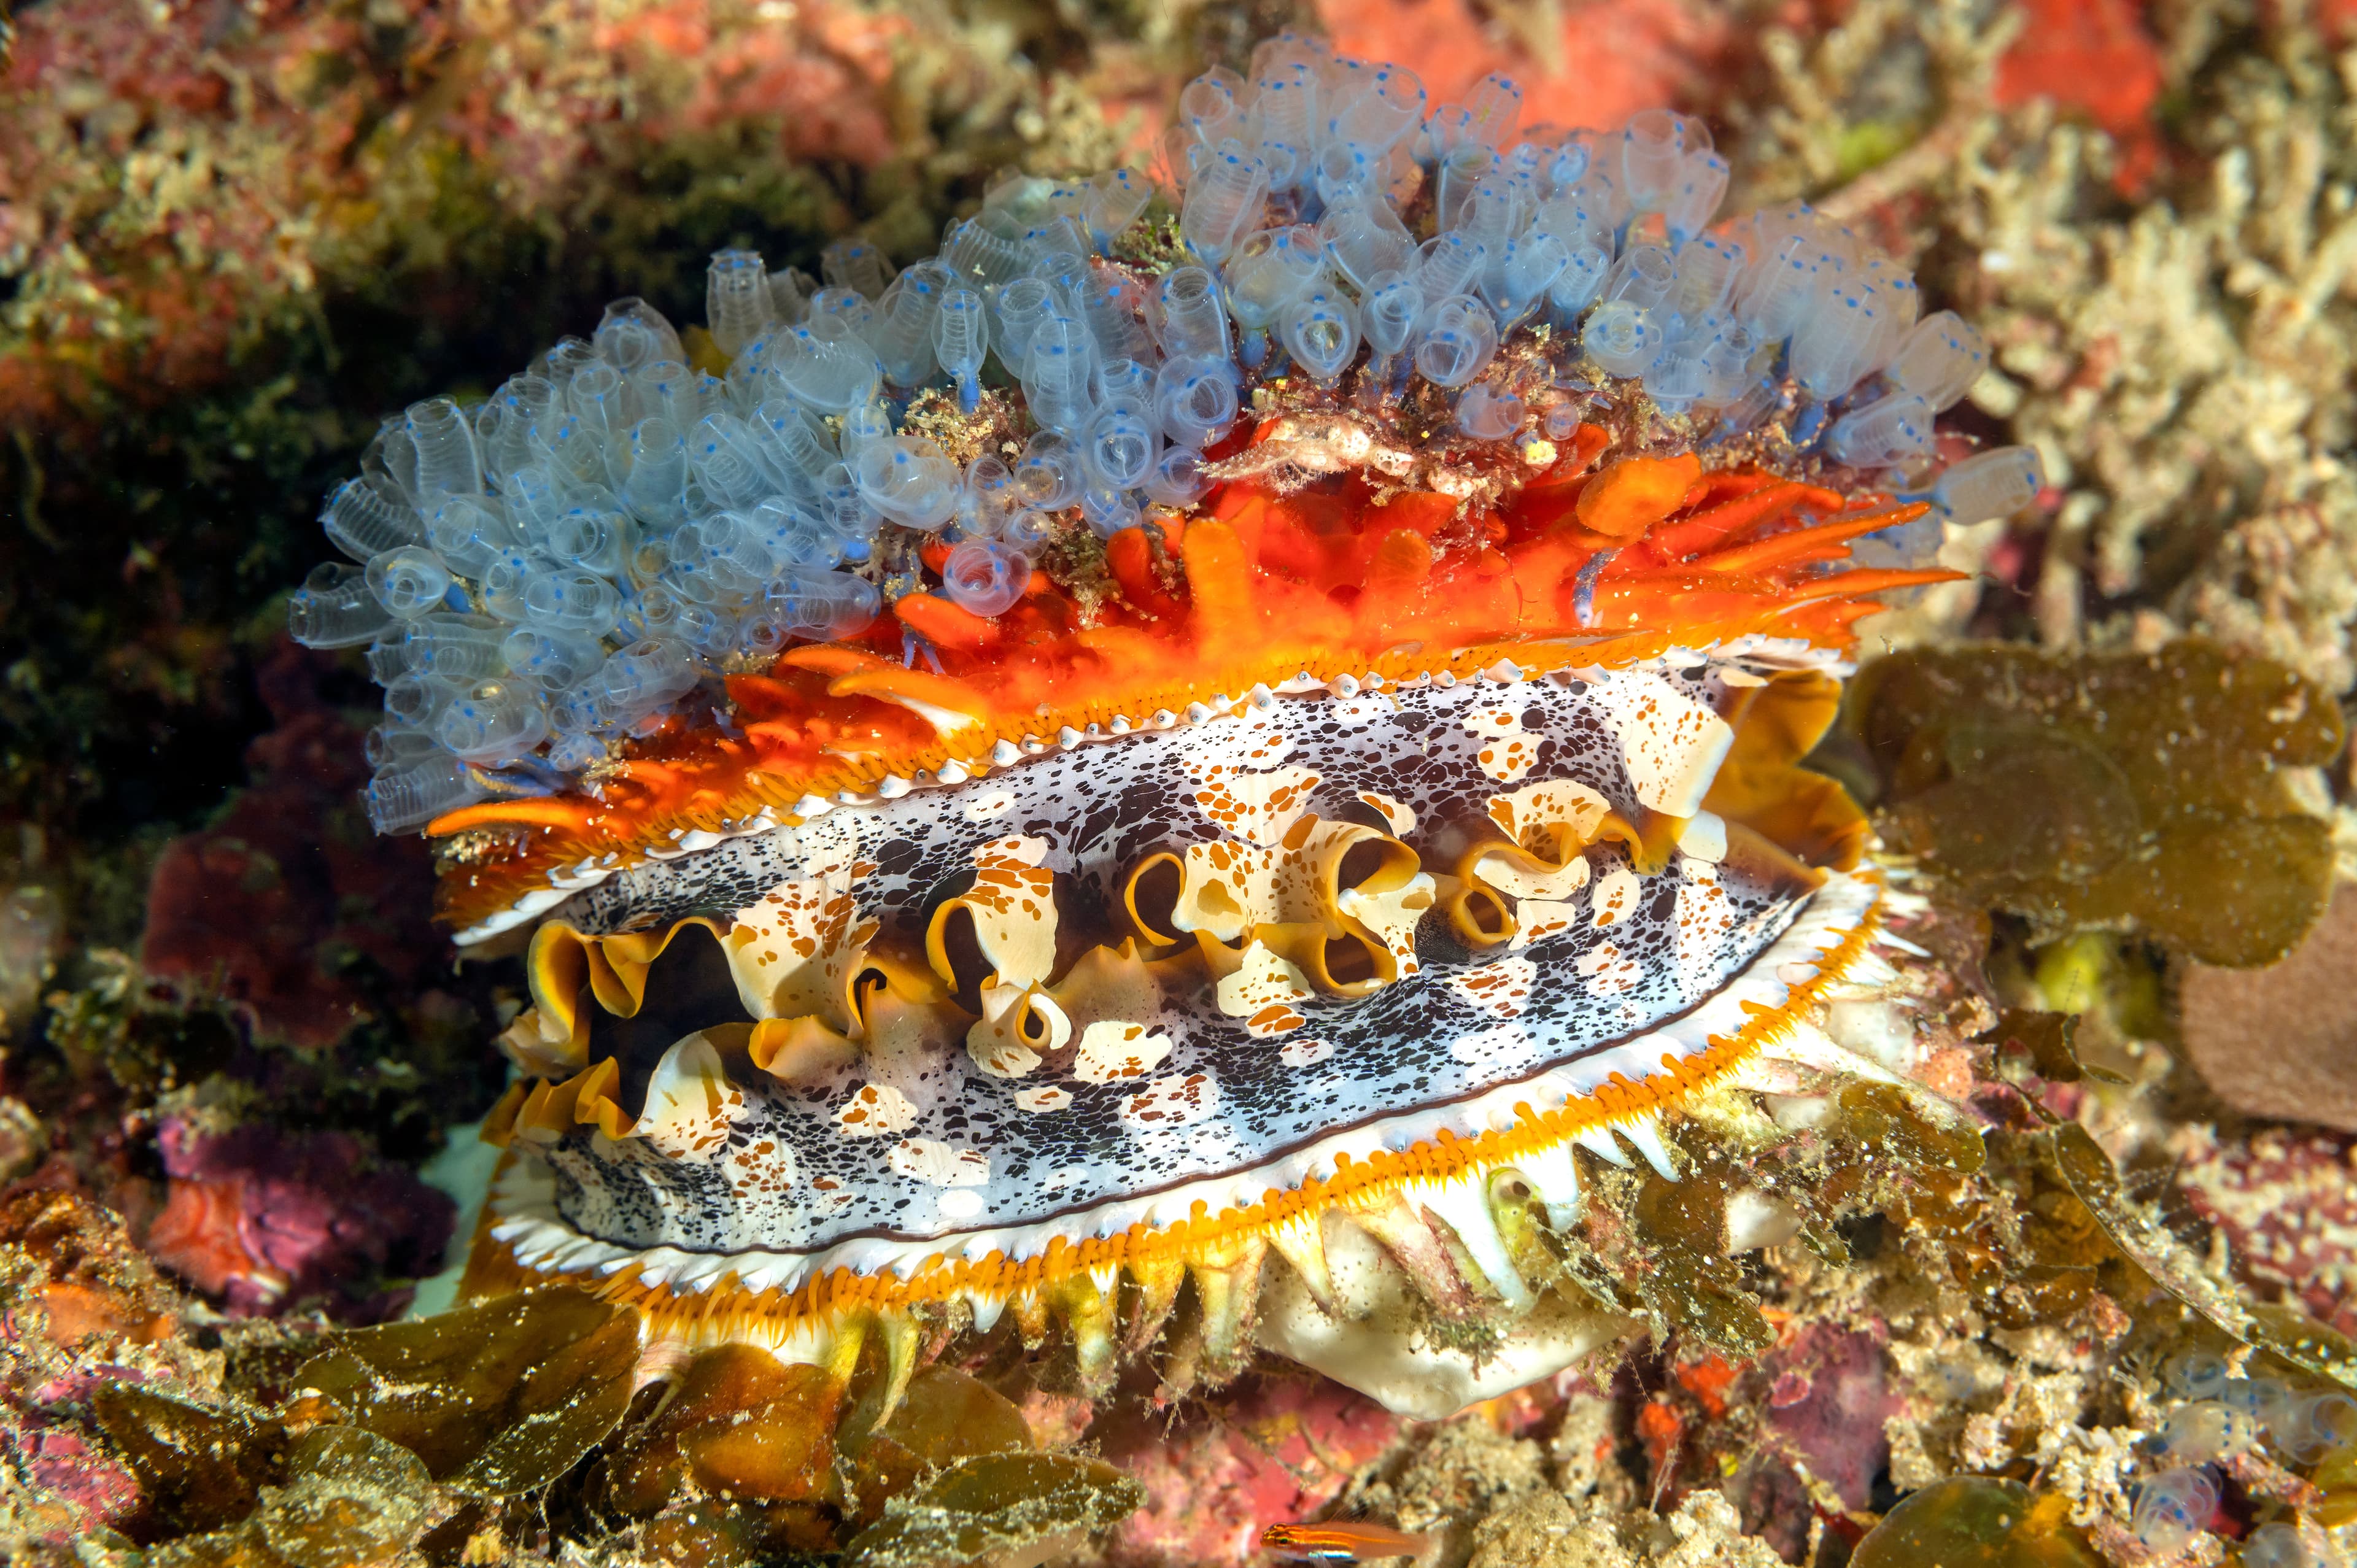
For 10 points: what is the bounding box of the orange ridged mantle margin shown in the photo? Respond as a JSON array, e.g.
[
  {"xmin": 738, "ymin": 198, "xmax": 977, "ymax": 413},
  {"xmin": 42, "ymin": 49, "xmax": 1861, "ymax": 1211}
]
[
  {"xmin": 431, "ymin": 444, "xmax": 1948, "ymax": 934},
  {"xmin": 459, "ymin": 884, "xmax": 1886, "ymax": 1340}
]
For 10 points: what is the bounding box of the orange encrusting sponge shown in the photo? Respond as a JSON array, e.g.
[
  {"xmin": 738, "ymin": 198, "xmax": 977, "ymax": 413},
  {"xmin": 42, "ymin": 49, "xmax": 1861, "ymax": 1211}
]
[{"xmin": 428, "ymin": 433, "xmax": 1951, "ymax": 932}]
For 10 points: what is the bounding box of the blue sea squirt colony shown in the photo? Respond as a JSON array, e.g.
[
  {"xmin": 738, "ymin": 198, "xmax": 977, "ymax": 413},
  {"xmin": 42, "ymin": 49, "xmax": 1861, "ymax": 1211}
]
[{"xmin": 285, "ymin": 33, "xmax": 2042, "ymax": 838}]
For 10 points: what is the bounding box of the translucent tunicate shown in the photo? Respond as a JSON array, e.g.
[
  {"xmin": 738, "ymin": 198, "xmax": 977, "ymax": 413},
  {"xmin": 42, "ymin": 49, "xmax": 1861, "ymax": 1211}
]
[
  {"xmin": 629, "ymin": 362, "xmax": 702, "ymax": 438},
  {"xmin": 751, "ymin": 400, "xmax": 837, "ymax": 486},
  {"xmin": 1326, "ymin": 61, "xmax": 1425, "ymax": 152},
  {"xmin": 940, "ymin": 539, "xmax": 1031, "ymax": 617},
  {"xmin": 543, "ymin": 336, "xmax": 599, "ymax": 386},
  {"xmin": 1179, "ymin": 68, "xmax": 1245, "ymax": 144},
  {"xmin": 1546, "ymin": 137, "xmax": 1593, "ymax": 193},
  {"xmin": 1079, "ymin": 269, "xmax": 1153, "ymax": 365},
  {"xmin": 674, "ymin": 601, "xmax": 739, "ymax": 658},
  {"xmin": 619, "ymin": 418, "xmax": 690, "ymax": 527},
  {"xmin": 477, "ymin": 549, "xmax": 538, "ymax": 624},
  {"xmin": 749, "ymin": 500, "xmax": 845, "ymax": 569},
  {"xmin": 1932, "ymin": 446, "xmax": 2044, "ymax": 523},
  {"xmin": 706, "ymin": 249, "xmax": 777, "ymax": 358},
  {"xmin": 1891, "ymin": 311, "xmax": 1988, "ymax": 410},
  {"xmin": 365, "ymin": 752, "xmax": 487, "ymax": 835},
  {"xmin": 482, "ymin": 375, "xmax": 557, "ymax": 479},
  {"xmin": 1825, "ymin": 392, "xmax": 1934, "ymax": 469},
  {"xmin": 1697, "ymin": 321, "xmax": 1765, "ymax": 403},
  {"xmin": 689, "ymin": 412, "xmax": 782, "ymax": 509},
  {"xmin": 1463, "ymin": 72, "xmax": 1522, "ymax": 149},
  {"xmin": 1456, "ymin": 381, "xmax": 1525, "ymax": 440},
  {"xmin": 1361, "ymin": 271, "xmax": 1422, "ymax": 357},
  {"xmin": 1662, "ymin": 149, "xmax": 1730, "ymax": 247},
  {"xmin": 1083, "ymin": 168, "xmax": 1151, "ymax": 250},
  {"xmin": 1153, "ymin": 358, "xmax": 1240, "ymax": 449},
  {"xmin": 1226, "ymin": 226, "xmax": 1328, "ymax": 366},
  {"xmin": 941, "ymin": 217, "xmax": 1024, "ymax": 290},
  {"xmin": 1181, "ymin": 142, "xmax": 1270, "ymax": 265},
  {"xmin": 1461, "ymin": 177, "xmax": 1531, "ymax": 247},
  {"xmin": 1604, "ymin": 244, "xmax": 1679, "ymax": 315},
  {"xmin": 961, "ymin": 455, "xmax": 1022, "ymax": 535},
  {"xmin": 2240, "ymin": 1523, "xmax": 2316, "ymax": 1568},
  {"xmin": 367, "ymin": 546, "xmax": 456, "ymax": 619},
  {"xmin": 1280, "ymin": 288, "xmax": 1361, "ymax": 383},
  {"xmin": 2298, "ymin": 1391, "xmax": 2357, "ymax": 1454},
  {"xmin": 1414, "ymin": 295, "xmax": 1500, "ymax": 388},
  {"xmin": 383, "ymin": 670, "xmax": 463, "ymax": 731},
  {"xmin": 1420, "ymin": 104, "xmax": 1477, "ymax": 164},
  {"xmin": 1318, "ymin": 192, "xmax": 1417, "ymax": 291},
  {"xmin": 522, "ymin": 568, "xmax": 624, "ymax": 638},
  {"xmin": 1530, "ymin": 185, "xmax": 1617, "ymax": 257},
  {"xmin": 1669, "ymin": 233, "xmax": 1746, "ymax": 320},
  {"xmin": 1644, "ymin": 334, "xmax": 1709, "ymax": 410},
  {"xmin": 403, "ymin": 614, "xmax": 509, "ymax": 680},
  {"xmin": 1547, "ymin": 245, "xmax": 1611, "ymax": 319},
  {"xmin": 287, "ymin": 562, "xmax": 396, "ymax": 649},
  {"xmin": 1415, "ymin": 230, "xmax": 1489, "ymax": 304},
  {"xmin": 501, "ymin": 628, "xmax": 606, "ymax": 691},
  {"xmin": 322, "ymin": 476, "xmax": 427, "ymax": 564},
  {"xmin": 1144, "ymin": 446, "xmax": 1210, "ymax": 507},
  {"xmin": 427, "ymin": 496, "xmax": 520, "ymax": 579},
  {"xmin": 363, "ymin": 724, "xmax": 443, "ymax": 770},
  {"xmin": 1790, "ymin": 276, "xmax": 1892, "ymax": 400},
  {"xmin": 544, "ymin": 507, "xmax": 637, "ymax": 578},
  {"xmin": 854, "ymin": 437, "xmax": 961, "ymax": 530},
  {"xmin": 436, "ymin": 679, "xmax": 548, "ymax": 765},
  {"xmin": 763, "ymin": 571, "xmax": 881, "ymax": 642},
  {"xmin": 1080, "ymin": 485, "xmax": 1141, "ymax": 539},
  {"xmin": 2164, "ymin": 1351, "xmax": 2233, "ymax": 1402},
  {"xmin": 1620, "ymin": 107, "xmax": 1700, "ymax": 212},
  {"xmin": 534, "ymin": 411, "xmax": 606, "ymax": 489},
  {"xmin": 1735, "ymin": 230, "xmax": 1837, "ymax": 343},
  {"xmin": 773, "ymin": 325, "xmax": 882, "ymax": 412},
  {"xmin": 839, "ymin": 400, "xmax": 895, "ymax": 454},
  {"xmin": 591, "ymin": 638, "xmax": 700, "ymax": 726},
  {"xmin": 1584, "ymin": 299, "xmax": 1662, "ymax": 377},
  {"xmin": 1484, "ymin": 231, "xmax": 1569, "ymax": 328},
  {"xmin": 934, "ymin": 288, "xmax": 990, "ymax": 412},
  {"xmin": 366, "ymin": 637, "xmax": 411, "ymax": 686},
  {"xmin": 1251, "ymin": 64, "xmax": 1318, "ymax": 191},
  {"xmin": 565, "ymin": 362, "xmax": 630, "ymax": 446},
  {"xmin": 1015, "ymin": 431, "xmax": 1085, "ymax": 511},
  {"xmin": 872, "ymin": 265, "xmax": 946, "ymax": 387},
  {"xmin": 592, "ymin": 297, "xmax": 683, "ymax": 373},
  {"xmin": 407, "ymin": 398, "xmax": 484, "ymax": 503},
  {"xmin": 993, "ymin": 278, "xmax": 1058, "ymax": 377},
  {"xmin": 1434, "ymin": 143, "xmax": 1496, "ymax": 234},
  {"xmin": 1150, "ymin": 267, "xmax": 1233, "ymax": 364},
  {"xmin": 806, "ymin": 285, "xmax": 877, "ymax": 344},
  {"xmin": 821, "ymin": 237, "xmax": 895, "ymax": 300},
  {"xmin": 1857, "ymin": 258, "xmax": 1921, "ymax": 365},
  {"xmin": 2129, "ymin": 1467, "xmax": 2218, "ymax": 1556},
  {"xmin": 2157, "ymin": 1402, "xmax": 2256, "ymax": 1465},
  {"xmin": 1021, "ymin": 315, "xmax": 1099, "ymax": 433},
  {"xmin": 1083, "ymin": 406, "xmax": 1158, "ymax": 492},
  {"xmin": 1099, "ymin": 357, "xmax": 1155, "ymax": 411}
]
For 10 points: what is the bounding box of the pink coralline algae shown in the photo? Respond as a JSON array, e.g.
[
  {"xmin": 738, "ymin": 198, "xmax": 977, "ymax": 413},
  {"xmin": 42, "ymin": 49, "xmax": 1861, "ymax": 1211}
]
[
  {"xmin": 1760, "ymin": 1325, "xmax": 1905, "ymax": 1510},
  {"xmin": 144, "ymin": 1114, "xmax": 454, "ymax": 1320},
  {"xmin": 0, "ymin": 1416, "xmax": 144, "ymax": 1542},
  {"xmin": 2176, "ymin": 1126, "xmax": 2357, "ymax": 1340},
  {"xmin": 137, "ymin": 641, "xmax": 438, "ymax": 1049},
  {"xmin": 1098, "ymin": 1373, "xmax": 1403, "ymax": 1564}
]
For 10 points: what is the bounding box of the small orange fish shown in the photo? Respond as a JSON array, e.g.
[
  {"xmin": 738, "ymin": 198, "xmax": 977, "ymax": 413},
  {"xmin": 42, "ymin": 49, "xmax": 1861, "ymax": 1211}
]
[{"xmin": 1261, "ymin": 1520, "xmax": 1433, "ymax": 1562}]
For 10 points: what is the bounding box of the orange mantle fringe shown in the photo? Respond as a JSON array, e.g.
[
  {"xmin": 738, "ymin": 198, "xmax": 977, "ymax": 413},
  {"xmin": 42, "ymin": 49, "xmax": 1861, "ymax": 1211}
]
[{"xmin": 430, "ymin": 432, "xmax": 1946, "ymax": 933}]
